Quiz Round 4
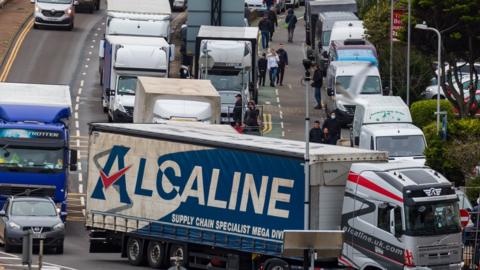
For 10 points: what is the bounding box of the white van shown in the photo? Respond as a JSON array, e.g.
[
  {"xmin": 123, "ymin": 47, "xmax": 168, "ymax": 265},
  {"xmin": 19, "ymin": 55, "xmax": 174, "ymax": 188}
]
[
  {"xmin": 32, "ymin": 0, "xmax": 78, "ymax": 30},
  {"xmin": 329, "ymin": 20, "xmax": 365, "ymax": 43},
  {"xmin": 325, "ymin": 61, "xmax": 383, "ymax": 125}
]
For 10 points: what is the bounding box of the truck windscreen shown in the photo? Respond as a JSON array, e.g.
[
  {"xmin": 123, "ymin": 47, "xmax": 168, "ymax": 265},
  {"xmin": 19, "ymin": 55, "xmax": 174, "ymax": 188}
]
[
  {"xmin": 205, "ymin": 71, "xmax": 248, "ymax": 92},
  {"xmin": 405, "ymin": 201, "xmax": 461, "ymax": 236},
  {"xmin": 376, "ymin": 135, "xmax": 425, "ymax": 157},
  {"xmin": 0, "ymin": 145, "xmax": 63, "ymax": 171},
  {"xmin": 117, "ymin": 76, "xmax": 137, "ymax": 95}
]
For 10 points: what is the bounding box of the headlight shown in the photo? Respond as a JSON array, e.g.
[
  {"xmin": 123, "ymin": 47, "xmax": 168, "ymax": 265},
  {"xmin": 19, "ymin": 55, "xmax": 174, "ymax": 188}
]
[
  {"xmin": 8, "ymin": 221, "xmax": 21, "ymax": 230},
  {"xmin": 53, "ymin": 222, "xmax": 64, "ymax": 231},
  {"xmin": 35, "ymin": 6, "xmax": 41, "ymax": 12},
  {"xmin": 117, "ymin": 103, "xmax": 126, "ymax": 113},
  {"xmin": 336, "ymin": 101, "xmax": 346, "ymax": 111},
  {"xmin": 66, "ymin": 8, "xmax": 73, "ymax": 15}
]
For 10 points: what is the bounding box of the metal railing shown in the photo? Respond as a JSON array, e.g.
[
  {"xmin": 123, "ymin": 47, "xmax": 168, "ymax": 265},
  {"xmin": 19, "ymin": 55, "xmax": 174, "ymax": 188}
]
[{"xmin": 224, "ymin": 105, "xmax": 265, "ymax": 136}]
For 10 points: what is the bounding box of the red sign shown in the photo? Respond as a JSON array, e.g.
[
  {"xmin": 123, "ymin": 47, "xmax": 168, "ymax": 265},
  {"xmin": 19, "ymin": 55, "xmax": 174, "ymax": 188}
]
[
  {"xmin": 392, "ymin": 9, "xmax": 406, "ymax": 40},
  {"xmin": 460, "ymin": 209, "xmax": 470, "ymax": 227}
]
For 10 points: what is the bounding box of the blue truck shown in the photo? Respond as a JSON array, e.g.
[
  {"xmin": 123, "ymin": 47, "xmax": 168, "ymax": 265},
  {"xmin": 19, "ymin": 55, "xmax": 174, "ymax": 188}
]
[
  {"xmin": 86, "ymin": 123, "xmax": 463, "ymax": 270},
  {"xmin": 0, "ymin": 83, "xmax": 77, "ymax": 217}
]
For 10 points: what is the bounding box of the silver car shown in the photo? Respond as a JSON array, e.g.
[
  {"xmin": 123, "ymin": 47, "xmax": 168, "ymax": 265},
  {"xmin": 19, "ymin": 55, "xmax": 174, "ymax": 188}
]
[{"xmin": 0, "ymin": 197, "xmax": 65, "ymax": 253}]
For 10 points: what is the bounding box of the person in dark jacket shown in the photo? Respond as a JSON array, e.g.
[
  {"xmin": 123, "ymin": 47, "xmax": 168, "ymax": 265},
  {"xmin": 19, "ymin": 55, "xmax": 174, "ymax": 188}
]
[
  {"xmin": 309, "ymin": 121, "xmax": 323, "ymax": 143},
  {"xmin": 267, "ymin": 8, "xmax": 278, "ymax": 41},
  {"xmin": 258, "ymin": 14, "xmax": 273, "ymax": 49},
  {"xmin": 322, "ymin": 112, "xmax": 340, "ymax": 144},
  {"xmin": 276, "ymin": 44, "xmax": 288, "ymax": 86},
  {"xmin": 263, "ymin": 0, "xmax": 274, "ymax": 11},
  {"xmin": 285, "ymin": 8, "xmax": 297, "ymax": 42},
  {"xmin": 244, "ymin": 101, "xmax": 261, "ymax": 135},
  {"xmin": 232, "ymin": 94, "xmax": 243, "ymax": 125},
  {"xmin": 311, "ymin": 64, "xmax": 323, "ymax": 109},
  {"xmin": 258, "ymin": 53, "xmax": 268, "ymax": 87}
]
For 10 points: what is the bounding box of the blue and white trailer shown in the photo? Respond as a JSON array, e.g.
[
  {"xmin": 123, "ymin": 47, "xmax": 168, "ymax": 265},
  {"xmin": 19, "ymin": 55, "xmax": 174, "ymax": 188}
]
[
  {"xmin": 0, "ymin": 83, "xmax": 77, "ymax": 217},
  {"xmin": 86, "ymin": 123, "xmax": 463, "ymax": 270}
]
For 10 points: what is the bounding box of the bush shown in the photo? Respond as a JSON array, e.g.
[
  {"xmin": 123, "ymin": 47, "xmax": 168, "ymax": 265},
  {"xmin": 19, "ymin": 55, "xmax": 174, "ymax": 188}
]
[
  {"xmin": 410, "ymin": 99, "xmax": 454, "ymax": 128},
  {"xmin": 466, "ymin": 177, "xmax": 480, "ymax": 203}
]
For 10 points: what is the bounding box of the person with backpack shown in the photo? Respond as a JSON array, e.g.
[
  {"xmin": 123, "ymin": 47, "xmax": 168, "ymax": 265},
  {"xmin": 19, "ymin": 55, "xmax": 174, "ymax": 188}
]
[
  {"xmin": 258, "ymin": 53, "xmax": 268, "ymax": 87},
  {"xmin": 311, "ymin": 64, "xmax": 323, "ymax": 109},
  {"xmin": 285, "ymin": 8, "xmax": 297, "ymax": 42}
]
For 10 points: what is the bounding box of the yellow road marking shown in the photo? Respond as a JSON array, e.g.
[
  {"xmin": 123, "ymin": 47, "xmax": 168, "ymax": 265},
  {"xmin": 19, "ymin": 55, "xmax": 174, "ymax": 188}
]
[
  {"xmin": 262, "ymin": 113, "xmax": 272, "ymax": 134},
  {"xmin": 0, "ymin": 19, "xmax": 33, "ymax": 82}
]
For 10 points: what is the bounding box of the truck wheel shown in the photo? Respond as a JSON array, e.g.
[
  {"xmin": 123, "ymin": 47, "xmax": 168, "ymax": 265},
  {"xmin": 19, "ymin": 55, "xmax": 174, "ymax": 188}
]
[
  {"xmin": 265, "ymin": 258, "xmax": 289, "ymax": 270},
  {"xmin": 127, "ymin": 237, "xmax": 145, "ymax": 266},
  {"xmin": 147, "ymin": 241, "xmax": 165, "ymax": 268},
  {"xmin": 168, "ymin": 244, "xmax": 186, "ymax": 267}
]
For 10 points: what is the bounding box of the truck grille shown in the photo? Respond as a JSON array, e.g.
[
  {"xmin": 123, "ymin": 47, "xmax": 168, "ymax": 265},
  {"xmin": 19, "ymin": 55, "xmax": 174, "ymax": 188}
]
[
  {"xmin": 344, "ymin": 105, "xmax": 356, "ymax": 115},
  {"xmin": 124, "ymin": 106, "xmax": 134, "ymax": 116},
  {"xmin": 0, "ymin": 185, "xmax": 55, "ymax": 197},
  {"xmin": 42, "ymin": 10, "xmax": 65, "ymax": 17},
  {"xmin": 417, "ymin": 244, "xmax": 461, "ymax": 268}
]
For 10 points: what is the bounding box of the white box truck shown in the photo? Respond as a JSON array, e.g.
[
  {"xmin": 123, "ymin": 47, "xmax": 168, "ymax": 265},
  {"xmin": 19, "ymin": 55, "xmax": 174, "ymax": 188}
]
[
  {"xmin": 100, "ymin": 36, "xmax": 172, "ymax": 123},
  {"xmin": 351, "ymin": 96, "xmax": 427, "ymax": 165},
  {"xmin": 85, "ymin": 123, "xmax": 463, "ymax": 270},
  {"xmin": 133, "ymin": 77, "xmax": 221, "ymax": 124}
]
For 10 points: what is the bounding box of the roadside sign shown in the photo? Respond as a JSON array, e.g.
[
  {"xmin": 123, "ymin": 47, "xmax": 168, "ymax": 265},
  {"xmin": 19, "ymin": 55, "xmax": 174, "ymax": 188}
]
[{"xmin": 460, "ymin": 209, "xmax": 470, "ymax": 227}]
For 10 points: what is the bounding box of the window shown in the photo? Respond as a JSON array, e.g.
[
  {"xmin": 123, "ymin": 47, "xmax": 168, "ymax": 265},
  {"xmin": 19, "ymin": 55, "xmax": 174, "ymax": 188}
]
[
  {"xmin": 361, "ymin": 76, "xmax": 382, "ymax": 94},
  {"xmin": 11, "ymin": 201, "xmax": 56, "ymax": 216},
  {"xmin": 405, "ymin": 202, "xmax": 461, "ymax": 236},
  {"xmin": 117, "ymin": 76, "xmax": 137, "ymax": 95},
  {"xmin": 378, "ymin": 204, "xmax": 392, "ymax": 232}
]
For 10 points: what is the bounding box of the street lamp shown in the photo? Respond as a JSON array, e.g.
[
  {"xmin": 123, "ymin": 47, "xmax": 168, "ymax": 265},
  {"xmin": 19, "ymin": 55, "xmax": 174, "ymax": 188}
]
[{"xmin": 415, "ymin": 22, "xmax": 442, "ymax": 132}]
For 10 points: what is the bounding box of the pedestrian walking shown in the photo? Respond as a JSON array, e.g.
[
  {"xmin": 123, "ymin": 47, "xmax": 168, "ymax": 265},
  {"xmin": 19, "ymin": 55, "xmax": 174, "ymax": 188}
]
[
  {"xmin": 258, "ymin": 14, "xmax": 273, "ymax": 49},
  {"xmin": 285, "ymin": 8, "xmax": 297, "ymax": 42},
  {"xmin": 258, "ymin": 53, "xmax": 268, "ymax": 87},
  {"xmin": 322, "ymin": 111, "xmax": 340, "ymax": 144},
  {"xmin": 266, "ymin": 48, "xmax": 279, "ymax": 87},
  {"xmin": 321, "ymin": 127, "xmax": 337, "ymax": 145},
  {"xmin": 309, "ymin": 121, "xmax": 323, "ymax": 143},
  {"xmin": 244, "ymin": 101, "xmax": 262, "ymax": 135},
  {"xmin": 276, "ymin": 44, "xmax": 288, "ymax": 86},
  {"xmin": 311, "ymin": 64, "xmax": 323, "ymax": 109},
  {"xmin": 263, "ymin": 0, "xmax": 274, "ymax": 11},
  {"xmin": 267, "ymin": 7, "xmax": 278, "ymax": 41},
  {"xmin": 232, "ymin": 94, "xmax": 243, "ymax": 125}
]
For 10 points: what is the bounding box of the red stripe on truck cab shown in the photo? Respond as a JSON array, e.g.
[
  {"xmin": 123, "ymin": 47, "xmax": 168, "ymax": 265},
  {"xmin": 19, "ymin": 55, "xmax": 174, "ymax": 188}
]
[{"xmin": 348, "ymin": 172, "xmax": 403, "ymax": 203}]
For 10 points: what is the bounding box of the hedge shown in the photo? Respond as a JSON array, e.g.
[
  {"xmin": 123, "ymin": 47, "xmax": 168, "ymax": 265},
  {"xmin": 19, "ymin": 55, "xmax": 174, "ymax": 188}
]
[{"xmin": 410, "ymin": 99, "xmax": 454, "ymax": 128}]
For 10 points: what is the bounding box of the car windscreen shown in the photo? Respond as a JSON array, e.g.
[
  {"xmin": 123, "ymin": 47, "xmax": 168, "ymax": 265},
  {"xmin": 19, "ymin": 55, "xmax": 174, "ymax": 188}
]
[
  {"xmin": 376, "ymin": 135, "xmax": 425, "ymax": 157},
  {"xmin": 405, "ymin": 201, "xmax": 461, "ymax": 236},
  {"xmin": 11, "ymin": 201, "xmax": 57, "ymax": 216}
]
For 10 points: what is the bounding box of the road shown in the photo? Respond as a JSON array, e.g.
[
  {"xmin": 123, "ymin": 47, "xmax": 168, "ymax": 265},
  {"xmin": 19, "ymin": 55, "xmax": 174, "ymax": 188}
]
[{"xmin": 1, "ymin": 4, "xmax": 317, "ymax": 270}]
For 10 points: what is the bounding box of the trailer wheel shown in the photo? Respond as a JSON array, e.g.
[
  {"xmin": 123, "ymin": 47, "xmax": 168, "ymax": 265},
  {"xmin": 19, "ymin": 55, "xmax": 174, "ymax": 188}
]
[
  {"xmin": 265, "ymin": 258, "xmax": 289, "ymax": 270},
  {"xmin": 127, "ymin": 237, "xmax": 145, "ymax": 266},
  {"xmin": 147, "ymin": 241, "xmax": 165, "ymax": 268},
  {"xmin": 168, "ymin": 244, "xmax": 186, "ymax": 267}
]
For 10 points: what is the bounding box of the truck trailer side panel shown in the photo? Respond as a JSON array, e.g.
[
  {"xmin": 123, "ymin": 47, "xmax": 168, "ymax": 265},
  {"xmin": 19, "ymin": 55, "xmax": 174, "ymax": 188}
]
[{"xmin": 86, "ymin": 130, "xmax": 305, "ymax": 255}]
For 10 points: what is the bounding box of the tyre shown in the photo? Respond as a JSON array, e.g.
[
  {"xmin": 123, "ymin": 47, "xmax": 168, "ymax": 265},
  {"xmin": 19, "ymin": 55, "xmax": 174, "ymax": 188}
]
[
  {"xmin": 56, "ymin": 243, "xmax": 64, "ymax": 254},
  {"xmin": 4, "ymin": 234, "xmax": 13, "ymax": 253},
  {"xmin": 168, "ymin": 244, "xmax": 186, "ymax": 267},
  {"xmin": 265, "ymin": 258, "xmax": 289, "ymax": 270},
  {"xmin": 127, "ymin": 237, "xmax": 145, "ymax": 266},
  {"xmin": 147, "ymin": 241, "xmax": 165, "ymax": 268}
]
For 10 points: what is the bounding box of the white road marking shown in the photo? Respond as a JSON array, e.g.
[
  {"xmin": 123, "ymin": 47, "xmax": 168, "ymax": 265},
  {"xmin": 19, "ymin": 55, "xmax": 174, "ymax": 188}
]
[
  {"xmin": 90, "ymin": 45, "xmax": 94, "ymax": 49},
  {"xmin": 92, "ymin": 39, "xmax": 96, "ymax": 43},
  {"xmin": 80, "ymin": 80, "xmax": 84, "ymax": 87},
  {"xmin": 76, "ymin": 130, "xmax": 80, "ymax": 137},
  {"xmin": 97, "ymin": 27, "xmax": 101, "ymax": 30},
  {"xmin": 78, "ymin": 150, "xmax": 81, "ymax": 160},
  {"xmin": 265, "ymin": 101, "xmax": 271, "ymax": 105},
  {"xmin": 75, "ymin": 121, "xmax": 79, "ymax": 129},
  {"xmin": 282, "ymin": 131, "xmax": 285, "ymax": 137},
  {"xmin": 281, "ymin": 122, "xmax": 284, "ymax": 129},
  {"xmin": 275, "ymin": 89, "xmax": 279, "ymax": 95},
  {"xmin": 298, "ymin": 16, "xmax": 304, "ymax": 20},
  {"xmin": 78, "ymin": 87, "xmax": 82, "ymax": 95},
  {"xmin": 280, "ymin": 111, "xmax": 283, "ymax": 119},
  {"xmin": 84, "ymin": 64, "xmax": 89, "ymax": 68},
  {"xmin": 80, "ymin": 196, "xmax": 85, "ymax": 206},
  {"xmin": 76, "ymin": 96, "xmax": 80, "ymax": 102},
  {"xmin": 76, "ymin": 139, "xmax": 80, "ymax": 147},
  {"xmin": 78, "ymin": 162, "xmax": 82, "ymax": 171},
  {"xmin": 288, "ymin": 84, "xmax": 292, "ymax": 89},
  {"xmin": 79, "ymin": 174, "xmax": 83, "ymax": 183},
  {"xmin": 82, "ymin": 209, "xmax": 86, "ymax": 216},
  {"xmin": 276, "ymin": 97, "xmax": 280, "ymax": 103},
  {"xmin": 94, "ymin": 33, "xmax": 98, "ymax": 36},
  {"xmin": 88, "ymin": 51, "xmax": 92, "ymax": 55},
  {"xmin": 278, "ymin": 103, "xmax": 281, "ymax": 108},
  {"xmin": 75, "ymin": 103, "xmax": 79, "ymax": 111},
  {"xmin": 79, "ymin": 184, "xmax": 83, "ymax": 194},
  {"xmin": 0, "ymin": 256, "xmax": 19, "ymax": 260},
  {"xmin": 82, "ymin": 72, "xmax": 87, "ymax": 76},
  {"xmin": 74, "ymin": 112, "xmax": 78, "ymax": 119}
]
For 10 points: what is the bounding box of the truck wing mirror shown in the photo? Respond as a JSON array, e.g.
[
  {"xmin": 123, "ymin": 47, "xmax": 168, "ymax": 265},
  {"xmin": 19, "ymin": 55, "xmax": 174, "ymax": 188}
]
[
  {"xmin": 106, "ymin": 88, "xmax": 115, "ymax": 97},
  {"xmin": 70, "ymin": 149, "xmax": 78, "ymax": 171}
]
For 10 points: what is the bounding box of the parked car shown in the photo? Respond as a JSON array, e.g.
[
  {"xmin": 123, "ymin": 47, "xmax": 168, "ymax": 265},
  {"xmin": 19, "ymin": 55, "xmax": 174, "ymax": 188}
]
[
  {"xmin": 0, "ymin": 197, "xmax": 65, "ymax": 253},
  {"xmin": 75, "ymin": 0, "xmax": 99, "ymax": 13},
  {"xmin": 245, "ymin": 0, "xmax": 285, "ymax": 13},
  {"xmin": 422, "ymin": 75, "xmax": 478, "ymax": 100},
  {"xmin": 172, "ymin": 0, "xmax": 187, "ymax": 11}
]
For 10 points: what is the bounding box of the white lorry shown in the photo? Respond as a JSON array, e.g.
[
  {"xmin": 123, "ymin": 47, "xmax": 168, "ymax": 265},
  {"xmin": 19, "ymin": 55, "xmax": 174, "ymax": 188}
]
[
  {"xmin": 85, "ymin": 123, "xmax": 463, "ymax": 270},
  {"xmin": 351, "ymin": 96, "xmax": 427, "ymax": 164},
  {"xmin": 195, "ymin": 26, "xmax": 259, "ymax": 123},
  {"xmin": 325, "ymin": 61, "xmax": 383, "ymax": 125},
  {"xmin": 100, "ymin": 35, "xmax": 171, "ymax": 123},
  {"xmin": 104, "ymin": 0, "xmax": 171, "ymax": 40},
  {"xmin": 133, "ymin": 77, "xmax": 221, "ymax": 124}
]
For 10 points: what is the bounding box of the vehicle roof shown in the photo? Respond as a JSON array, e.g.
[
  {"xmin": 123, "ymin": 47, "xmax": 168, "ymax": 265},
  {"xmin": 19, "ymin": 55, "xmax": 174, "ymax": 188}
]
[
  {"xmin": 90, "ymin": 123, "xmax": 388, "ymax": 162},
  {"xmin": 197, "ymin": 26, "xmax": 259, "ymax": 40},
  {"xmin": 332, "ymin": 20, "xmax": 363, "ymax": 29},
  {"xmin": 137, "ymin": 77, "xmax": 220, "ymax": 97},
  {"xmin": 362, "ymin": 124, "xmax": 424, "ymax": 136},
  {"xmin": 106, "ymin": 35, "xmax": 169, "ymax": 47},
  {"xmin": 318, "ymin": 12, "xmax": 358, "ymax": 30},
  {"xmin": 308, "ymin": 0, "xmax": 357, "ymax": 14},
  {"xmin": 107, "ymin": 0, "xmax": 171, "ymax": 15},
  {"xmin": 331, "ymin": 39, "xmax": 375, "ymax": 49},
  {"xmin": 330, "ymin": 61, "xmax": 379, "ymax": 76},
  {"xmin": 0, "ymin": 83, "xmax": 71, "ymax": 108}
]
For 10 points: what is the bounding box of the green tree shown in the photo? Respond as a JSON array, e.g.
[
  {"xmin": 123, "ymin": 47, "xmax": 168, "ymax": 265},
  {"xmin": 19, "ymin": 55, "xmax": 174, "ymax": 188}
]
[{"xmin": 410, "ymin": 0, "xmax": 480, "ymax": 118}]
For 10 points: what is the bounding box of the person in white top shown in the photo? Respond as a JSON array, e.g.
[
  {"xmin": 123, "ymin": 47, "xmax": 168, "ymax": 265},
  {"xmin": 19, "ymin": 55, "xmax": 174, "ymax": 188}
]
[{"xmin": 266, "ymin": 48, "xmax": 279, "ymax": 87}]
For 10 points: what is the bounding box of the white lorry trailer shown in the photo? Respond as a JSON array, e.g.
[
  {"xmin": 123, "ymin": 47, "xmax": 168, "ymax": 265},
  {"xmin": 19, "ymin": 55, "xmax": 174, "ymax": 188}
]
[
  {"xmin": 195, "ymin": 26, "xmax": 259, "ymax": 120},
  {"xmin": 85, "ymin": 123, "xmax": 462, "ymax": 270},
  {"xmin": 351, "ymin": 96, "xmax": 427, "ymax": 164},
  {"xmin": 100, "ymin": 35, "xmax": 171, "ymax": 123},
  {"xmin": 133, "ymin": 77, "xmax": 221, "ymax": 124}
]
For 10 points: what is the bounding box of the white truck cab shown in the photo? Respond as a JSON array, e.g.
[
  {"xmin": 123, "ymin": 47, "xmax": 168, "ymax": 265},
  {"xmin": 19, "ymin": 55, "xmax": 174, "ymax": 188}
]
[
  {"xmin": 329, "ymin": 20, "xmax": 365, "ymax": 44},
  {"xmin": 326, "ymin": 61, "xmax": 383, "ymax": 125},
  {"xmin": 352, "ymin": 96, "xmax": 427, "ymax": 164},
  {"xmin": 32, "ymin": 0, "xmax": 78, "ymax": 30}
]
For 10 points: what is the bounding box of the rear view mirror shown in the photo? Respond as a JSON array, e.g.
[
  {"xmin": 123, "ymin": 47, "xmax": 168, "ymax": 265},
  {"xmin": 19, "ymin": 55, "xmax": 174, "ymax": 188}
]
[
  {"xmin": 70, "ymin": 149, "xmax": 78, "ymax": 171},
  {"xmin": 99, "ymin": 39, "xmax": 105, "ymax": 58}
]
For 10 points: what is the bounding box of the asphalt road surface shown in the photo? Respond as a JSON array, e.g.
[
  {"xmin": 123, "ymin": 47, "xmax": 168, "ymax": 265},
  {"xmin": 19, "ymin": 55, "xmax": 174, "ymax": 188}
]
[{"xmin": 2, "ymin": 4, "xmax": 316, "ymax": 270}]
